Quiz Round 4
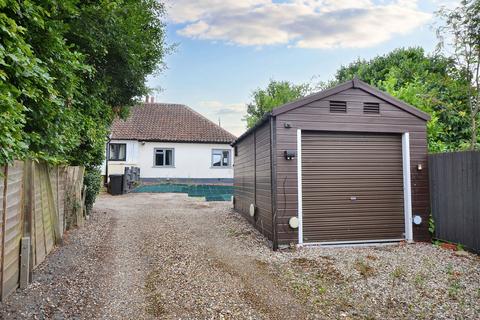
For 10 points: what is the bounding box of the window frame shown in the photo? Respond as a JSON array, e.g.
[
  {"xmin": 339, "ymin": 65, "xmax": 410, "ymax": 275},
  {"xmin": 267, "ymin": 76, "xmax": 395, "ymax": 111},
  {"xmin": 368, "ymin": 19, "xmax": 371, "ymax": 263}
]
[
  {"xmin": 153, "ymin": 148, "xmax": 175, "ymax": 167},
  {"xmin": 211, "ymin": 149, "xmax": 231, "ymax": 168},
  {"xmin": 108, "ymin": 143, "xmax": 127, "ymax": 161}
]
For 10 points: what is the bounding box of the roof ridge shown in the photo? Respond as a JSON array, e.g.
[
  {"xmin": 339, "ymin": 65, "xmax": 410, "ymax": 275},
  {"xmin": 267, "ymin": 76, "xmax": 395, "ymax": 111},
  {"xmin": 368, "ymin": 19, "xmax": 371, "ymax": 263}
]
[
  {"xmin": 182, "ymin": 104, "xmax": 237, "ymax": 139},
  {"xmin": 141, "ymin": 102, "xmax": 186, "ymax": 107}
]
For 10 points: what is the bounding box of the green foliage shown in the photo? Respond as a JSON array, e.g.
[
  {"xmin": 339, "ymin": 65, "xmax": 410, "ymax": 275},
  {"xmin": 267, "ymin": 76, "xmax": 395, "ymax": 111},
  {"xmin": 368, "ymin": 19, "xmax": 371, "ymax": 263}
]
[
  {"xmin": 1, "ymin": 0, "xmax": 167, "ymax": 207},
  {"xmin": 83, "ymin": 167, "xmax": 102, "ymax": 214},
  {"xmin": 436, "ymin": 0, "xmax": 480, "ymax": 150},
  {"xmin": 245, "ymin": 48, "xmax": 472, "ymax": 153},
  {"xmin": 245, "ymin": 80, "xmax": 311, "ymax": 128},
  {"xmin": 428, "ymin": 214, "xmax": 435, "ymax": 236},
  {"xmin": 335, "ymin": 47, "xmax": 471, "ymax": 151}
]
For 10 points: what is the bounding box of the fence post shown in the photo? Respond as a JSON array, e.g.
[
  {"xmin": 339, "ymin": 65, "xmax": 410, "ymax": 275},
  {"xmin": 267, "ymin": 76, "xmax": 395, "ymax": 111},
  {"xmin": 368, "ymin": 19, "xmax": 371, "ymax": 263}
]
[
  {"xmin": 19, "ymin": 237, "xmax": 30, "ymax": 289},
  {"xmin": 77, "ymin": 167, "xmax": 85, "ymax": 227},
  {"xmin": 1, "ymin": 165, "xmax": 8, "ymax": 300},
  {"xmin": 22, "ymin": 160, "xmax": 34, "ymax": 284}
]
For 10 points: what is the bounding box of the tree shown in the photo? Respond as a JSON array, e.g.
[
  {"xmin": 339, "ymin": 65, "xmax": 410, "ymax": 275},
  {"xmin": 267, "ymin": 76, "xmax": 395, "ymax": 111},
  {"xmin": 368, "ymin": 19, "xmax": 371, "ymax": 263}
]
[
  {"xmin": 335, "ymin": 47, "xmax": 471, "ymax": 151},
  {"xmin": 436, "ymin": 0, "xmax": 480, "ymax": 150},
  {"xmin": 0, "ymin": 0, "xmax": 168, "ymax": 210},
  {"xmin": 245, "ymin": 80, "xmax": 311, "ymax": 128}
]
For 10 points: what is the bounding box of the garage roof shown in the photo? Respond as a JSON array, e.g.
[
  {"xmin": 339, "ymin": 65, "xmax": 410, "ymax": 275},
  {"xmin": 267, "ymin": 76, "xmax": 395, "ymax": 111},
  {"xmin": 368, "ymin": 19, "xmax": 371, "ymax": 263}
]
[
  {"xmin": 232, "ymin": 78, "xmax": 430, "ymax": 146},
  {"xmin": 272, "ymin": 78, "xmax": 431, "ymax": 120}
]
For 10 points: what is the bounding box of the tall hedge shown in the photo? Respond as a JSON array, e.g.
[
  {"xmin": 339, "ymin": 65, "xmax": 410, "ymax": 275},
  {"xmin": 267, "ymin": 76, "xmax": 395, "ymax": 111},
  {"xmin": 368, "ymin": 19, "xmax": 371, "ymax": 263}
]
[{"xmin": 0, "ymin": 0, "xmax": 167, "ymax": 211}]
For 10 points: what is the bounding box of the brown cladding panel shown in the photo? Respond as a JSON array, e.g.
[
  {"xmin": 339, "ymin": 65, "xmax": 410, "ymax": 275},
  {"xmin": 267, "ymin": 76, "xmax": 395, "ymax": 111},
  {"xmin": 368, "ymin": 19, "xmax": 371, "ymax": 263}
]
[
  {"xmin": 275, "ymin": 87, "xmax": 430, "ymax": 245},
  {"xmin": 234, "ymin": 133, "xmax": 254, "ymax": 220},
  {"xmin": 301, "ymin": 132, "xmax": 405, "ymax": 243},
  {"xmin": 234, "ymin": 122, "xmax": 272, "ymax": 240}
]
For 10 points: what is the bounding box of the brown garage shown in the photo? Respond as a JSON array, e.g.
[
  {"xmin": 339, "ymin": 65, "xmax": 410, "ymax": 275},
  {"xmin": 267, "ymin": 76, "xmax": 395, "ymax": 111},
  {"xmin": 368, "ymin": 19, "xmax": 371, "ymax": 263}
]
[{"xmin": 232, "ymin": 78, "xmax": 430, "ymax": 250}]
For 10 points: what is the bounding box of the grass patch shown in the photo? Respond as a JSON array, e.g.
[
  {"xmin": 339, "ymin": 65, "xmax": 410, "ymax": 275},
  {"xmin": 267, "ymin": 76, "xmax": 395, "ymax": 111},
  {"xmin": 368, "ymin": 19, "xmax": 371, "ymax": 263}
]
[
  {"xmin": 254, "ymin": 259, "xmax": 270, "ymax": 270},
  {"xmin": 291, "ymin": 257, "xmax": 319, "ymax": 268},
  {"xmin": 448, "ymin": 279, "xmax": 461, "ymax": 300},
  {"xmin": 355, "ymin": 259, "xmax": 375, "ymax": 278},
  {"xmin": 413, "ymin": 273, "xmax": 426, "ymax": 288},
  {"xmin": 366, "ymin": 254, "xmax": 378, "ymax": 261},
  {"xmin": 144, "ymin": 269, "xmax": 166, "ymax": 316},
  {"xmin": 391, "ymin": 266, "xmax": 407, "ymax": 280},
  {"xmin": 226, "ymin": 227, "xmax": 251, "ymax": 238},
  {"xmin": 445, "ymin": 264, "xmax": 463, "ymax": 300}
]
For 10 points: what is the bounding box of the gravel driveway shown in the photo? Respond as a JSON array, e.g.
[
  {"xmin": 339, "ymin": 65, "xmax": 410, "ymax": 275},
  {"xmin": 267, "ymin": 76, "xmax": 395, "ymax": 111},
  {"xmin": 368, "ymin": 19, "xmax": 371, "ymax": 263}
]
[{"xmin": 1, "ymin": 193, "xmax": 479, "ymax": 319}]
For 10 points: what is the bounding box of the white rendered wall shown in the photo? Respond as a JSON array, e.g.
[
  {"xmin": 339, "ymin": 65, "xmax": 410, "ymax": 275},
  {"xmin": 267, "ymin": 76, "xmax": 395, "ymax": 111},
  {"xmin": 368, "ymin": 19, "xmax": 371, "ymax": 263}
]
[
  {"xmin": 102, "ymin": 140, "xmax": 139, "ymax": 175},
  {"xmin": 105, "ymin": 140, "xmax": 233, "ymax": 179}
]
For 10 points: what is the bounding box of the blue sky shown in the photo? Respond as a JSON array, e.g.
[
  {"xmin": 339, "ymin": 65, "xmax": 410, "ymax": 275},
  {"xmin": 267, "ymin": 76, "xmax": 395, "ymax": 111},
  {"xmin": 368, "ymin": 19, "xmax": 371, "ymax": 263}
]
[{"xmin": 147, "ymin": 0, "xmax": 455, "ymax": 136}]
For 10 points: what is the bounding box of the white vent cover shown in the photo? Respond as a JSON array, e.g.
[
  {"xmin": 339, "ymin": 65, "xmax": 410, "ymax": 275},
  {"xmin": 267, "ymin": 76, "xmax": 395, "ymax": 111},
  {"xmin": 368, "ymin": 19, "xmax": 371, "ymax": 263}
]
[
  {"xmin": 413, "ymin": 215, "xmax": 422, "ymax": 225},
  {"xmin": 249, "ymin": 204, "xmax": 256, "ymax": 217},
  {"xmin": 289, "ymin": 217, "xmax": 299, "ymax": 229}
]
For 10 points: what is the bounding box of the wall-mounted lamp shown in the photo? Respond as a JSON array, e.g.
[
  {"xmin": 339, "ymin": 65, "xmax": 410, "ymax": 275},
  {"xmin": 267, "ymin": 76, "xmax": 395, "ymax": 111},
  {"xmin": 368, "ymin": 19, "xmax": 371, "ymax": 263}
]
[
  {"xmin": 140, "ymin": 141, "xmax": 146, "ymax": 145},
  {"xmin": 284, "ymin": 122, "xmax": 292, "ymax": 128},
  {"xmin": 284, "ymin": 150, "xmax": 296, "ymax": 160},
  {"xmin": 417, "ymin": 163, "xmax": 423, "ymax": 171}
]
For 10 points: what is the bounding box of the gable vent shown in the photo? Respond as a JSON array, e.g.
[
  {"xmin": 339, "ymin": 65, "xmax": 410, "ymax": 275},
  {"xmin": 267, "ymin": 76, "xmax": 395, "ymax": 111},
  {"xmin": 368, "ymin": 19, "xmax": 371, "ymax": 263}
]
[
  {"xmin": 329, "ymin": 101, "xmax": 347, "ymax": 113},
  {"xmin": 364, "ymin": 102, "xmax": 380, "ymax": 114}
]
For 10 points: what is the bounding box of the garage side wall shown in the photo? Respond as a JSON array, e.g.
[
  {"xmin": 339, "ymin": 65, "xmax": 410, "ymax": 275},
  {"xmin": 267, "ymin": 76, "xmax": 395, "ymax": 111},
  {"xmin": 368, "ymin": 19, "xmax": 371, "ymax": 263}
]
[
  {"xmin": 274, "ymin": 88, "xmax": 430, "ymax": 245},
  {"xmin": 233, "ymin": 122, "xmax": 273, "ymax": 240}
]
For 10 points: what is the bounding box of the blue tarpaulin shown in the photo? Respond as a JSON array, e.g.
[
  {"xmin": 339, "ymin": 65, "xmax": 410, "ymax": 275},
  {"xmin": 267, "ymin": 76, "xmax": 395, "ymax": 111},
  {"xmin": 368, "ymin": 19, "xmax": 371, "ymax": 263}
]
[{"xmin": 132, "ymin": 184, "xmax": 233, "ymax": 202}]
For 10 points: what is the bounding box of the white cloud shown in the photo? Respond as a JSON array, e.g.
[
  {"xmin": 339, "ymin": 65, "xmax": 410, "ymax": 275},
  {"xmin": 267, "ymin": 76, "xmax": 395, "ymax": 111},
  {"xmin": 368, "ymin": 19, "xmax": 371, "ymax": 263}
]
[
  {"xmin": 166, "ymin": 0, "xmax": 431, "ymax": 48},
  {"xmin": 196, "ymin": 100, "xmax": 247, "ymax": 136}
]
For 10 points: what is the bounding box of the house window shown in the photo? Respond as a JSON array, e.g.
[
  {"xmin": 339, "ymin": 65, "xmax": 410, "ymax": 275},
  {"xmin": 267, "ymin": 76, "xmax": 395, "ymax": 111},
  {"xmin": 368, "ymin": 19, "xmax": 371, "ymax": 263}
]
[
  {"xmin": 212, "ymin": 149, "xmax": 231, "ymax": 167},
  {"xmin": 109, "ymin": 143, "xmax": 126, "ymax": 161},
  {"xmin": 154, "ymin": 148, "xmax": 174, "ymax": 167}
]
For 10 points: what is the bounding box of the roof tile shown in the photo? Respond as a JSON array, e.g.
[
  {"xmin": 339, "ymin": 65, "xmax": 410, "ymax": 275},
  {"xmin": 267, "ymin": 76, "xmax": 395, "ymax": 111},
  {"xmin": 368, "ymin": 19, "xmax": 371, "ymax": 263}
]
[{"xmin": 111, "ymin": 103, "xmax": 236, "ymax": 143}]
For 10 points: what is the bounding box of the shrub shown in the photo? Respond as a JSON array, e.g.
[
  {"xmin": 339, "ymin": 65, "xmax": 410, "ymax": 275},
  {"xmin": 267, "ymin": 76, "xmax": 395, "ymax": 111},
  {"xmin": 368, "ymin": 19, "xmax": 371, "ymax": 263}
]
[{"xmin": 84, "ymin": 167, "xmax": 102, "ymax": 214}]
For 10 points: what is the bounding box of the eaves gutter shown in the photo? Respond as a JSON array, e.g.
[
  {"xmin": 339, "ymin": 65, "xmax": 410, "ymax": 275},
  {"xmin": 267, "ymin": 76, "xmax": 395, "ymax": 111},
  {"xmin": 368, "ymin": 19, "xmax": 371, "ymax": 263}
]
[{"xmin": 111, "ymin": 138, "xmax": 236, "ymax": 144}]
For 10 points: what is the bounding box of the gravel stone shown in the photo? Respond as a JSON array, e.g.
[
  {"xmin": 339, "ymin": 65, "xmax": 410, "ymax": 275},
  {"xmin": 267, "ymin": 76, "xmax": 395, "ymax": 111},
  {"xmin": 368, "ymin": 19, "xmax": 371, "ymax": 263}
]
[{"xmin": 1, "ymin": 192, "xmax": 479, "ymax": 319}]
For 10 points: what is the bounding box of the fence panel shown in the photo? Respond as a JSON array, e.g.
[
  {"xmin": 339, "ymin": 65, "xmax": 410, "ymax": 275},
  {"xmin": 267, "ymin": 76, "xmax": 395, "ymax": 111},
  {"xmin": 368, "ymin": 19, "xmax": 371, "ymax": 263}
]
[
  {"xmin": 0, "ymin": 165, "xmax": 4, "ymax": 299},
  {"xmin": 64, "ymin": 166, "xmax": 85, "ymax": 229},
  {"xmin": 429, "ymin": 151, "xmax": 480, "ymax": 252},
  {"xmin": 0, "ymin": 160, "xmax": 85, "ymax": 300},
  {"xmin": 1, "ymin": 161, "xmax": 24, "ymax": 299}
]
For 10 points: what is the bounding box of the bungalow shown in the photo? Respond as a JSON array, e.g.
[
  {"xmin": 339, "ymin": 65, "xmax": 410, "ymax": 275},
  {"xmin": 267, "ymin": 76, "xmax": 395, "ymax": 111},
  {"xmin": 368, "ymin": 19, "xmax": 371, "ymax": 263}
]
[{"xmin": 103, "ymin": 100, "xmax": 236, "ymax": 183}]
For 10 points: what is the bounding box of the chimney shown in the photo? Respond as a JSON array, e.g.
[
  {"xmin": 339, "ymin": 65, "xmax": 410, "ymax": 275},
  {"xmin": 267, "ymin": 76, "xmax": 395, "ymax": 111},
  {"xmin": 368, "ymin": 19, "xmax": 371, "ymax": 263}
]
[
  {"xmin": 145, "ymin": 95, "xmax": 149, "ymax": 103},
  {"xmin": 150, "ymin": 96, "xmax": 154, "ymax": 103}
]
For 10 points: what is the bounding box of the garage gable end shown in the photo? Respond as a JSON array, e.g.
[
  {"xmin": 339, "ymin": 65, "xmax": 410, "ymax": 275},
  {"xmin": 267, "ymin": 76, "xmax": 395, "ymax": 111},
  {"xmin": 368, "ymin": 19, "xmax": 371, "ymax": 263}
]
[
  {"xmin": 272, "ymin": 78, "xmax": 430, "ymax": 122},
  {"xmin": 290, "ymin": 87, "xmax": 426, "ymax": 129}
]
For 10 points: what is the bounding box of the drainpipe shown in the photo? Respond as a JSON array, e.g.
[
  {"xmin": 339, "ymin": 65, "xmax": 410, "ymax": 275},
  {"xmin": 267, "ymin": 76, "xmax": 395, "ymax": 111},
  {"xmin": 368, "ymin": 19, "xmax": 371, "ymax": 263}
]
[
  {"xmin": 104, "ymin": 133, "xmax": 112, "ymax": 186},
  {"xmin": 270, "ymin": 116, "xmax": 278, "ymax": 251}
]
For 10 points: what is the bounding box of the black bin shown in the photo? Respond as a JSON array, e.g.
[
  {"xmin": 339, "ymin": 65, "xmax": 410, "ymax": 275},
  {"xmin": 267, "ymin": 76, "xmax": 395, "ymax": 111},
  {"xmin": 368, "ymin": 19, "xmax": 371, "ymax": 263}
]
[{"xmin": 108, "ymin": 174, "xmax": 124, "ymax": 195}]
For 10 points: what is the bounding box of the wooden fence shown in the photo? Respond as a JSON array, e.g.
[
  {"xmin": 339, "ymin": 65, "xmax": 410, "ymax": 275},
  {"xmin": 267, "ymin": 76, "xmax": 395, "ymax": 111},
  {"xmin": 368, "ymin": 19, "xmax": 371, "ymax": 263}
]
[
  {"xmin": 0, "ymin": 160, "xmax": 85, "ymax": 300},
  {"xmin": 429, "ymin": 151, "xmax": 480, "ymax": 252}
]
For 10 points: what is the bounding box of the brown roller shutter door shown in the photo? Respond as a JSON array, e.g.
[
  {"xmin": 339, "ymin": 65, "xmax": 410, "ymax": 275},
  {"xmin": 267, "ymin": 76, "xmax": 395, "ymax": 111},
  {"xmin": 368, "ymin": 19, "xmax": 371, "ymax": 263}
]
[{"xmin": 302, "ymin": 131, "xmax": 405, "ymax": 243}]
